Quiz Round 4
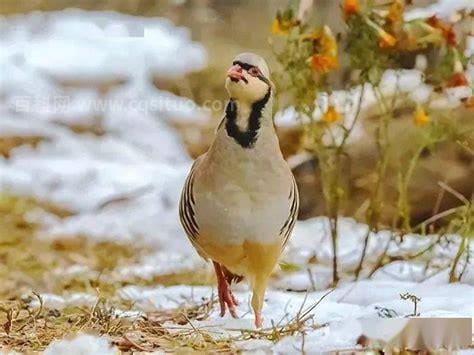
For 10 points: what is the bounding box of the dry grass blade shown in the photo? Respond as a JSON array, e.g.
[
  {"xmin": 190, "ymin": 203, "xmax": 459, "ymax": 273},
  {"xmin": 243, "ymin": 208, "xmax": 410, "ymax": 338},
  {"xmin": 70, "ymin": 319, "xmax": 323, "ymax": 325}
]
[
  {"xmin": 228, "ymin": 288, "xmax": 334, "ymax": 343},
  {"xmin": 438, "ymin": 181, "xmax": 470, "ymax": 206}
]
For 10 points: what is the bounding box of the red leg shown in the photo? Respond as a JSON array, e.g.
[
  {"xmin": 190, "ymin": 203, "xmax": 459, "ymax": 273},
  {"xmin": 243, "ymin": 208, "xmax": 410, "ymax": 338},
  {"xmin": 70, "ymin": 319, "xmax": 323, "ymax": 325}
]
[
  {"xmin": 213, "ymin": 261, "xmax": 238, "ymax": 318},
  {"xmin": 230, "ymin": 291, "xmax": 239, "ymax": 306},
  {"xmin": 255, "ymin": 312, "xmax": 263, "ymax": 328},
  {"xmin": 222, "ymin": 267, "xmax": 241, "ymax": 306}
]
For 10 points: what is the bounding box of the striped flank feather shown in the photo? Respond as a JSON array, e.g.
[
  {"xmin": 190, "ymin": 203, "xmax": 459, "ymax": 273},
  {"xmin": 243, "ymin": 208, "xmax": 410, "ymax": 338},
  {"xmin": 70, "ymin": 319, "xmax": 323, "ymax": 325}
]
[
  {"xmin": 180, "ymin": 159, "xmax": 299, "ymax": 251},
  {"xmin": 280, "ymin": 176, "xmax": 299, "ymax": 247},
  {"xmin": 179, "ymin": 162, "xmax": 199, "ymax": 241}
]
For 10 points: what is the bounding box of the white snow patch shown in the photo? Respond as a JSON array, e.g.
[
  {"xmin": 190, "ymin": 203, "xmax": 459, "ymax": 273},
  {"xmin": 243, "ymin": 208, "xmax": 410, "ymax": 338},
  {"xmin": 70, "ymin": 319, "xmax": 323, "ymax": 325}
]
[
  {"xmin": 379, "ymin": 69, "xmax": 424, "ymax": 95},
  {"xmin": 30, "ymin": 293, "xmax": 96, "ymax": 310},
  {"xmin": 115, "ymin": 251, "xmax": 207, "ymax": 280},
  {"xmin": 0, "ymin": 10, "xmax": 209, "ymax": 256},
  {"xmin": 466, "ymin": 36, "xmax": 474, "ymax": 57},
  {"xmin": 0, "ymin": 10, "xmax": 206, "ymax": 82},
  {"xmin": 274, "ymin": 106, "xmax": 305, "ymax": 128},
  {"xmin": 405, "ymin": 0, "xmax": 474, "ymax": 21},
  {"xmin": 284, "ymin": 217, "xmax": 390, "ymax": 273},
  {"xmin": 409, "ymin": 83, "xmax": 433, "ymax": 104},
  {"xmin": 44, "ymin": 334, "xmax": 118, "ymax": 355},
  {"xmin": 117, "ymin": 281, "xmax": 474, "ymax": 352}
]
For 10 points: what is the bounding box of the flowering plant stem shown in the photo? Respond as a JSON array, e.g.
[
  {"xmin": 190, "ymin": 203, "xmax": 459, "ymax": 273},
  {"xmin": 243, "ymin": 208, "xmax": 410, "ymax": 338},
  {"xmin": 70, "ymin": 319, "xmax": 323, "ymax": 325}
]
[
  {"xmin": 397, "ymin": 145, "xmax": 425, "ymax": 232},
  {"xmin": 355, "ymin": 84, "xmax": 392, "ymax": 279}
]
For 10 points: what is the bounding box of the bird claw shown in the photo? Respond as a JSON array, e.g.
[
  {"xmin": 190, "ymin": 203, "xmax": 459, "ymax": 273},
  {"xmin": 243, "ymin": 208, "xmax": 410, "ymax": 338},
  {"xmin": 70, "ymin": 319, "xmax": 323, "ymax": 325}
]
[
  {"xmin": 230, "ymin": 291, "xmax": 239, "ymax": 306},
  {"xmin": 213, "ymin": 261, "xmax": 239, "ymax": 318},
  {"xmin": 218, "ymin": 283, "xmax": 238, "ymax": 318}
]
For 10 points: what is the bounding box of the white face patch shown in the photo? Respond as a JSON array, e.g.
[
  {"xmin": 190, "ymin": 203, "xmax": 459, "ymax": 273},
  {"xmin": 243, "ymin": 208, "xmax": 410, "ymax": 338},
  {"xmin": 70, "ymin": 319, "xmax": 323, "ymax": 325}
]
[
  {"xmin": 225, "ymin": 74, "xmax": 269, "ymax": 103},
  {"xmin": 225, "ymin": 53, "xmax": 271, "ymax": 103}
]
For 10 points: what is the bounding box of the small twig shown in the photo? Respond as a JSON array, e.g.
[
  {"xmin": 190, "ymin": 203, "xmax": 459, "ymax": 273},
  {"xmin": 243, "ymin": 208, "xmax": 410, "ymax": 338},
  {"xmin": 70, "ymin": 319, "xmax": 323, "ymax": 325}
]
[
  {"xmin": 32, "ymin": 292, "xmax": 43, "ymax": 319},
  {"xmin": 400, "ymin": 292, "xmax": 421, "ymax": 316},
  {"xmin": 431, "ymin": 180, "xmax": 447, "ymax": 230},
  {"xmin": 79, "ymin": 293, "xmax": 101, "ymax": 331},
  {"xmin": 355, "ymin": 227, "xmax": 372, "ymax": 279},
  {"xmin": 337, "ymin": 282, "xmax": 359, "ymax": 303},
  {"xmin": 413, "ymin": 207, "xmax": 460, "ymax": 231},
  {"xmin": 123, "ymin": 333, "xmax": 153, "ymax": 352},
  {"xmin": 367, "ymin": 232, "xmax": 393, "ymax": 278},
  {"xmin": 295, "ymin": 288, "xmax": 335, "ymax": 323},
  {"xmin": 449, "ymin": 235, "xmax": 468, "ymax": 282},
  {"xmin": 329, "ymin": 216, "xmax": 339, "ymax": 285},
  {"xmin": 295, "ymin": 291, "xmax": 309, "ymax": 322},
  {"xmin": 458, "ymin": 247, "xmax": 471, "ymax": 281},
  {"xmin": 306, "ymin": 268, "xmax": 316, "ymax": 291},
  {"xmin": 438, "ymin": 181, "xmax": 469, "ymax": 205},
  {"xmin": 368, "ymin": 232, "xmax": 442, "ymax": 277}
]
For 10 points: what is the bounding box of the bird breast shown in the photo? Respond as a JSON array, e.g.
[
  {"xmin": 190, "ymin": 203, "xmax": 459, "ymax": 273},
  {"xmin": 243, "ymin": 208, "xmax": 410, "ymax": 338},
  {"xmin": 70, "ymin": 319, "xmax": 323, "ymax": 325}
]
[{"xmin": 193, "ymin": 140, "xmax": 293, "ymax": 246}]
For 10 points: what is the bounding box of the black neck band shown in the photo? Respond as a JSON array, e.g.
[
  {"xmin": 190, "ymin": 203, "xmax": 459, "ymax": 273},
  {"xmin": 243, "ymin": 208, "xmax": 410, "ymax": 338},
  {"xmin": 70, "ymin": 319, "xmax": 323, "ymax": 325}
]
[{"xmin": 225, "ymin": 89, "xmax": 271, "ymax": 148}]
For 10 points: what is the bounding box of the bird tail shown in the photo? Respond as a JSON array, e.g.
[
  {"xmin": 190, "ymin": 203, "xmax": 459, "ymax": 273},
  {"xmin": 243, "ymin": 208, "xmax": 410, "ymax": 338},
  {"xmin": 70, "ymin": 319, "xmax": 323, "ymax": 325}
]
[{"xmin": 222, "ymin": 266, "xmax": 244, "ymax": 284}]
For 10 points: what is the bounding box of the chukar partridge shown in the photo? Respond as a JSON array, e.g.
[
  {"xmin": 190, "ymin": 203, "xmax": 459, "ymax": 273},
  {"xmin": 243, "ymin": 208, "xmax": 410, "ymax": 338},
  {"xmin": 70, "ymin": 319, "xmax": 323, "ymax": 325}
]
[{"xmin": 179, "ymin": 52, "xmax": 299, "ymax": 328}]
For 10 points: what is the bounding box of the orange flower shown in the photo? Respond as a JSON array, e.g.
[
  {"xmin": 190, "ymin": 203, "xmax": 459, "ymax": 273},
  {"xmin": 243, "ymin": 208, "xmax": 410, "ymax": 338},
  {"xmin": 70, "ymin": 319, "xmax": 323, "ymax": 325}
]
[
  {"xmin": 426, "ymin": 16, "xmax": 456, "ymax": 46},
  {"xmin": 304, "ymin": 26, "xmax": 338, "ymax": 57},
  {"xmin": 323, "ymin": 105, "xmax": 341, "ymax": 123},
  {"xmin": 379, "ymin": 30, "xmax": 397, "ymax": 48},
  {"xmin": 413, "ymin": 105, "xmax": 430, "ymax": 127},
  {"xmin": 343, "ymin": 0, "xmax": 360, "ymax": 16},
  {"xmin": 447, "ymin": 72, "xmax": 468, "ymax": 88},
  {"xmin": 305, "ymin": 26, "xmax": 339, "ymax": 73},
  {"xmin": 310, "ymin": 54, "xmax": 338, "ymax": 73}
]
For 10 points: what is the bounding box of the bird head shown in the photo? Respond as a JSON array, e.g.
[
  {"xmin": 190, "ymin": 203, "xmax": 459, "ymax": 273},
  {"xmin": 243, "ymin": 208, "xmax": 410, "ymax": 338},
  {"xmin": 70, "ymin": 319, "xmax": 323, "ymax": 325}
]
[{"xmin": 225, "ymin": 53, "xmax": 272, "ymax": 103}]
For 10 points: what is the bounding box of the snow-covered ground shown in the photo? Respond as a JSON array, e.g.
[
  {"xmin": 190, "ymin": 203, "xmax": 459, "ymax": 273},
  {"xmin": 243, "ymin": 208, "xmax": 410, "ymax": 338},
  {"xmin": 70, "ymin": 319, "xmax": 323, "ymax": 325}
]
[
  {"xmin": 31, "ymin": 264, "xmax": 474, "ymax": 353},
  {"xmin": 0, "ymin": 5, "xmax": 473, "ymax": 354},
  {"xmin": 20, "ymin": 215, "xmax": 474, "ymax": 353},
  {"xmin": 0, "ymin": 9, "xmax": 208, "ymax": 258},
  {"xmin": 118, "ymin": 279, "xmax": 474, "ymax": 351}
]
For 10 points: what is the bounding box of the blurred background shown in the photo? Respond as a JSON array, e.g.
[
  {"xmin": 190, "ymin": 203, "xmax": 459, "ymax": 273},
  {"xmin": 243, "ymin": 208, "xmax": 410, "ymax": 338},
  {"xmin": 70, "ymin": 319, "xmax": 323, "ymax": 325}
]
[
  {"xmin": 1, "ymin": 0, "xmax": 470, "ymax": 224},
  {"xmin": 0, "ymin": 0, "xmax": 472, "ymax": 351}
]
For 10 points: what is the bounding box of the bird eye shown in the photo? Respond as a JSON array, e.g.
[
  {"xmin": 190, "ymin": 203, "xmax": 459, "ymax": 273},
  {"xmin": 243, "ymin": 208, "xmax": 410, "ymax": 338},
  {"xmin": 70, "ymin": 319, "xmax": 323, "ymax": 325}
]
[{"xmin": 248, "ymin": 67, "xmax": 260, "ymax": 76}]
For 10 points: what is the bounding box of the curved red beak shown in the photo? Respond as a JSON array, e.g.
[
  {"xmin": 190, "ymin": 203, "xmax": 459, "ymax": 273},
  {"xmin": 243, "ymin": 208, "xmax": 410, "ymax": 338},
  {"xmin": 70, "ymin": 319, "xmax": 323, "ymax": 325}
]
[{"xmin": 227, "ymin": 64, "xmax": 243, "ymax": 82}]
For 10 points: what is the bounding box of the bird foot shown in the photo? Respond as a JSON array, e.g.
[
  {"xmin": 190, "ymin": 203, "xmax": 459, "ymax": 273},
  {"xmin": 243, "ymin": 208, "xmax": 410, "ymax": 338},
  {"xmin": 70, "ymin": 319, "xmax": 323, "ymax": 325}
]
[
  {"xmin": 213, "ymin": 262, "xmax": 238, "ymax": 318},
  {"xmin": 218, "ymin": 282, "xmax": 238, "ymax": 318},
  {"xmin": 230, "ymin": 291, "xmax": 239, "ymax": 306}
]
